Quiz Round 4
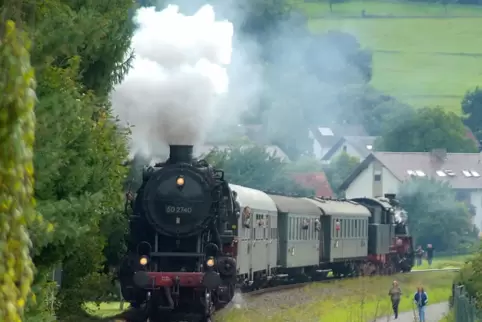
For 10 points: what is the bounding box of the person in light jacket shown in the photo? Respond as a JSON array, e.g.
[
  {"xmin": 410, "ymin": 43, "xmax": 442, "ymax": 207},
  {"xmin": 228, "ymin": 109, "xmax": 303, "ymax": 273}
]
[
  {"xmin": 414, "ymin": 286, "xmax": 428, "ymax": 322},
  {"xmin": 388, "ymin": 280, "xmax": 402, "ymax": 319}
]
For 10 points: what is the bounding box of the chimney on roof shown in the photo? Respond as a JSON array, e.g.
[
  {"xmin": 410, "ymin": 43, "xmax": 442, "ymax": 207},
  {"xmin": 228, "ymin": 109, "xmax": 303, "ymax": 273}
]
[{"xmin": 430, "ymin": 148, "xmax": 447, "ymax": 162}]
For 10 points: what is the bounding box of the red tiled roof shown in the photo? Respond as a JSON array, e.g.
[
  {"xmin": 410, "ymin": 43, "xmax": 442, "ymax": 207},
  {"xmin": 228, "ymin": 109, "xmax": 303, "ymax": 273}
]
[
  {"xmin": 292, "ymin": 172, "xmax": 334, "ymax": 197},
  {"xmin": 465, "ymin": 126, "xmax": 480, "ymax": 148}
]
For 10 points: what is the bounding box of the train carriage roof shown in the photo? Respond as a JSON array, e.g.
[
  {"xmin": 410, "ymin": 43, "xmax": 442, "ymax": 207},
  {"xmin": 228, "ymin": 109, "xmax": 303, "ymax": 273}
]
[
  {"xmin": 350, "ymin": 197, "xmax": 393, "ymax": 211},
  {"xmin": 304, "ymin": 198, "xmax": 371, "ymax": 217},
  {"xmin": 267, "ymin": 194, "xmax": 322, "ymax": 216},
  {"xmin": 229, "ymin": 184, "xmax": 277, "ymax": 212}
]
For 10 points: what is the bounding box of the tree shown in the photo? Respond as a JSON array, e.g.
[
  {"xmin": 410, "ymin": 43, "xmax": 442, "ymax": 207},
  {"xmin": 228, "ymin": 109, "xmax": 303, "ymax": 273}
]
[
  {"xmin": 337, "ymin": 86, "xmax": 414, "ymax": 136},
  {"xmin": 455, "ymin": 247, "xmax": 482, "ymax": 306},
  {"xmin": 398, "ymin": 178, "xmax": 478, "ymax": 253},
  {"xmin": 323, "ymin": 152, "xmax": 360, "ymax": 197},
  {"xmin": 204, "ymin": 143, "xmax": 314, "ymax": 196},
  {"xmin": 377, "ymin": 107, "xmax": 477, "ymax": 153},
  {"xmin": 4, "ymin": 0, "xmax": 135, "ymax": 319},
  {"xmin": 0, "ymin": 20, "xmax": 38, "ymax": 322},
  {"xmin": 462, "ymin": 86, "xmax": 482, "ymax": 144},
  {"xmin": 262, "ymin": 30, "xmax": 374, "ymax": 159}
]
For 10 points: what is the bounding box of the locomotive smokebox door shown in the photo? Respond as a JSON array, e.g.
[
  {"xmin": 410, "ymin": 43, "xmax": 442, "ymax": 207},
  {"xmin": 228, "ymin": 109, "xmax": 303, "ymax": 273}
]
[{"xmin": 141, "ymin": 146, "xmax": 214, "ymax": 237}]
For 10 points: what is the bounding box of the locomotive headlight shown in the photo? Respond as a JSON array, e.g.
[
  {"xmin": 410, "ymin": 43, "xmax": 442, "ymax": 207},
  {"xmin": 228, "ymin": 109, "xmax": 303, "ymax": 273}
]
[
  {"xmin": 139, "ymin": 256, "xmax": 149, "ymax": 266},
  {"xmin": 176, "ymin": 176, "xmax": 185, "ymax": 187},
  {"xmin": 206, "ymin": 258, "xmax": 215, "ymax": 267}
]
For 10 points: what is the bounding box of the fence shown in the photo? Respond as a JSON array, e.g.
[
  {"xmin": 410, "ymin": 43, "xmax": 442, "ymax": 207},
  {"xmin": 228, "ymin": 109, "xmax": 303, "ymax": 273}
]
[{"xmin": 452, "ymin": 284, "xmax": 482, "ymax": 322}]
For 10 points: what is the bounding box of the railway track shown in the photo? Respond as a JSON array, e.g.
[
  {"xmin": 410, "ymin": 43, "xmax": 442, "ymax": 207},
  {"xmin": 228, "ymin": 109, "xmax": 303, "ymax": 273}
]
[
  {"xmin": 106, "ymin": 268, "xmax": 460, "ymax": 322},
  {"xmin": 246, "ymin": 267, "xmax": 461, "ymax": 297}
]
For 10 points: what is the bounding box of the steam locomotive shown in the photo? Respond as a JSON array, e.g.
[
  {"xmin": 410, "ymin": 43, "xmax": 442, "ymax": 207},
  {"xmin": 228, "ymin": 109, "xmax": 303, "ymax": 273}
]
[{"xmin": 118, "ymin": 145, "xmax": 414, "ymax": 322}]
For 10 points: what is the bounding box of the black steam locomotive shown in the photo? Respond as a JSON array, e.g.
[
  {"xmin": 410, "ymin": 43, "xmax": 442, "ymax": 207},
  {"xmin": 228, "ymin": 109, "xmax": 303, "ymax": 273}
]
[{"xmin": 119, "ymin": 145, "xmax": 239, "ymax": 322}]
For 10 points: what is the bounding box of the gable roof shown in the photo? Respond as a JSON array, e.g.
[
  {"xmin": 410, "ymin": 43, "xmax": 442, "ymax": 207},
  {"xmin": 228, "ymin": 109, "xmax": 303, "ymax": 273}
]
[
  {"xmin": 321, "ymin": 136, "xmax": 378, "ymax": 161},
  {"xmin": 339, "ymin": 151, "xmax": 482, "ymax": 191},
  {"xmin": 309, "ymin": 124, "xmax": 368, "ymax": 148}
]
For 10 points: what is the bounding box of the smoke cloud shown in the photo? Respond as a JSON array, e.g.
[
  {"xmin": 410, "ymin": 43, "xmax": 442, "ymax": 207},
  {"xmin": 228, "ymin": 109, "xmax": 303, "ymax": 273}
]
[{"xmin": 111, "ymin": 4, "xmax": 234, "ymax": 156}]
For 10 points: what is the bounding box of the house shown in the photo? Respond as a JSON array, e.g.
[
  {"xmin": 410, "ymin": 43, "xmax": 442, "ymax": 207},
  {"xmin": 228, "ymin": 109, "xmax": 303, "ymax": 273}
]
[
  {"xmin": 194, "ymin": 144, "xmax": 291, "ymax": 162},
  {"xmin": 321, "ymin": 136, "xmax": 378, "ymax": 163},
  {"xmin": 309, "ymin": 124, "xmax": 368, "ymax": 159},
  {"xmin": 338, "ymin": 149, "xmax": 482, "ymax": 230},
  {"xmin": 292, "ymin": 172, "xmax": 334, "ymax": 197}
]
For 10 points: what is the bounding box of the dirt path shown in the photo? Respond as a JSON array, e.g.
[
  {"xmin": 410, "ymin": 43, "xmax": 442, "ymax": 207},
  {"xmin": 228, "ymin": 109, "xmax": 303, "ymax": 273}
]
[{"xmin": 375, "ymin": 302, "xmax": 449, "ymax": 322}]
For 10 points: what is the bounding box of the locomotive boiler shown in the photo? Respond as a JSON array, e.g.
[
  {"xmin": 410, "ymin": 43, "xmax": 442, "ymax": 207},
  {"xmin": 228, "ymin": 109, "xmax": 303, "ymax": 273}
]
[{"xmin": 119, "ymin": 145, "xmax": 239, "ymax": 322}]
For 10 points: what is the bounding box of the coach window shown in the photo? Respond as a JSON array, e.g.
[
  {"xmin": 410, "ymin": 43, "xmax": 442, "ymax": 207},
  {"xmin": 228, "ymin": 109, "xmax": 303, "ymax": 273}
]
[
  {"xmin": 331, "ymin": 219, "xmax": 335, "ymax": 238},
  {"xmin": 289, "ymin": 218, "xmax": 292, "ymax": 240},
  {"xmin": 349, "ymin": 219, "xmax": 353, "ymax": 238},
  {"xmin": 264, "ymin": 216, "xmax": 268, "ymax": 239}
]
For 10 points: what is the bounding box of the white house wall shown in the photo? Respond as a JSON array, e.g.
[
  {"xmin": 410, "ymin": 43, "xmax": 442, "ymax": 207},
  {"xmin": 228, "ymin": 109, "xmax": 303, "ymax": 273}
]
[
  {"xmin": 382, "ymin": 167, "xmax": 401, "ymax": 197},
  {"xmin": 345, "ymin": 162, "xmax": 374, "ymax": 198},
  {"xmin": 345, "ymin": 162, "xmax": 401, "ymax": 199},
  {"xmin": 470, "ymin": 191, "xmax": 482, "ymax": 231},
  {"xmin": 312, "ymin": 140, "xmax": 330, "ymax": 159}
]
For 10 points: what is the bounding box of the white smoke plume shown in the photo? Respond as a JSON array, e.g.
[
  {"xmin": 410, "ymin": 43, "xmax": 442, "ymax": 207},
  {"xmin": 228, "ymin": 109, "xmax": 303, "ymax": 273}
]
[{"xmin": 111, "ymin": 4, "xmax": 234, "ymax": 156}]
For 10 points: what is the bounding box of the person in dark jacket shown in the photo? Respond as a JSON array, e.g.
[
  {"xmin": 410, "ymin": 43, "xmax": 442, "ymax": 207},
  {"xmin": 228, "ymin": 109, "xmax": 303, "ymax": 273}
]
[
  {"xmin": 388, "ymin": 280, "xmax": 402, "ymax": 319},
  {"xmin": 414, "ymin": 286, "xmax": 428, "ymax": 322},
  {"xmin": 415, "ymin": 246, "xmax": 424, "ymax": 266},
  {"xmin": 426, "ymin": 244, "xmax": 434, "ymax": 267}
]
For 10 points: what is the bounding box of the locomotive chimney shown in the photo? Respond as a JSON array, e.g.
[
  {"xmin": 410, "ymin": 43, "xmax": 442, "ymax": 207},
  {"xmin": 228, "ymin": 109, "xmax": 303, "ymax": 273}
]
[
  {"xmin": 384, "ymin": 193, "xmax": 396, "ymax": 200},
  {"xmin": 168, "ymin": 145, "xmax": 194, "ymax": 164}
]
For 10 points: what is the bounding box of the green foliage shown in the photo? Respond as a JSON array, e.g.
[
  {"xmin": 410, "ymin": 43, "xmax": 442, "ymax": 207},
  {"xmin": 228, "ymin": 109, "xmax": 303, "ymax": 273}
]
[
  {"xmin": 323, "ymin": 152, "xmax": 360, "ymax": 197},
  {"xmin": 462, "ymin": 86, "xmax": 482, "ymax": 144},
  {"xmin": 204, "ymin": 144, "xmax": 314, "ymax": 196},
  {"xmin": 285, "ymin": 155, "xmax": 324, "ymax": 173},
  {"xmin": 1, "ymin": 0, "xmax": 135, "ymax": 319},
  {"xmin": 31, "ymin": 0, "xmax": 134, "ymax": 96},
  {"xmin": 338, "ymin": 86, "xmax": 414, "ymax": 136},
  {"xmin": 237, "ymin": 0, "xmax": 292, "ymax": 39},
  {"xmin": 377, "ymin": 107, "xmax": 477, "ymax": 153},
  {"xmin": 262, "ymin": 30, "xmax": 373, "ymax": 158},
  {"xmin": 455, "ymin": 249, "xmax": 482, "ymax": 311},
  {"xmin": 0, "ymin": 19, "xmax": 37, "ymax": 322},
  {"xmin": 398, "ymin": 178, "xmax": 478, "ymax": 253}
]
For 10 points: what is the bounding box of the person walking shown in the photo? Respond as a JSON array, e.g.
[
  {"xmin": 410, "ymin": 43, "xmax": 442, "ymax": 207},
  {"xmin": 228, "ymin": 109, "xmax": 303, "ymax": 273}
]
[
  {"xmin": 415, "ymin": 246, "xmax": 424, "ymax": 266},
  {"xmin": 426, "ymin": 244, "xmax": 434, "ymax": 267},
  {"xmin": 388, "ymin": 280, "xmax": 402, "ymax": 319},
  {"xmin": 414, "ymin": 286, "xmax": 428, "ymax": 322}
]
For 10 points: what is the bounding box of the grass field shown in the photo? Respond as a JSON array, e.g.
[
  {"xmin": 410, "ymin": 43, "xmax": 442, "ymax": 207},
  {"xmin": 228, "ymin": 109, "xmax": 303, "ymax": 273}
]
[
  {"xmin": 219, "ymin": 271, "xmax": 456, "ymax": 322},
  {"xmin": 290, "ymin": 0, "xmax": 482, "ymax": 112},
  {"xmin": 293, "ymin": 0, "xmax": 482, "ymax": 17},
  {"xmin": 414, "ymin": 254, "xmax": 472, "ymax": 270}
]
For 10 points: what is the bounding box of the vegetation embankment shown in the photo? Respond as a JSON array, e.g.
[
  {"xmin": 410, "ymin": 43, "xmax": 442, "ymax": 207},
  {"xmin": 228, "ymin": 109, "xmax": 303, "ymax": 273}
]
[{"xmin": 217, "ymin": 271, "xmax": 455, "ymax": 322}]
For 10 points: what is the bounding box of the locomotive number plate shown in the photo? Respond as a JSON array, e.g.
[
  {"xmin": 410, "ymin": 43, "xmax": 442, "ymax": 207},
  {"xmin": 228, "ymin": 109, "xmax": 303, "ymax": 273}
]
[{"xmin": 165, "ymin": 206, "xmax": 192, "ymax": 214}]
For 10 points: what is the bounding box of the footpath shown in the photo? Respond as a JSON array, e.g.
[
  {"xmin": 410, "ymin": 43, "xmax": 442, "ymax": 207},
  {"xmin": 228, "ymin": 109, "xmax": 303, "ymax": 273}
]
[{"xmin": 375, "ymin": 302, "xmax": 449, "ymax": 322}]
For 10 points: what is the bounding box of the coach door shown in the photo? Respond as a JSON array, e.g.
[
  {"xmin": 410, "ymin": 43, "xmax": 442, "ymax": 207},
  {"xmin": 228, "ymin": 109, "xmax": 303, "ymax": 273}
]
[{"xmin": 238, "ymin": 206, "xmax": 252, "ymax": 276}]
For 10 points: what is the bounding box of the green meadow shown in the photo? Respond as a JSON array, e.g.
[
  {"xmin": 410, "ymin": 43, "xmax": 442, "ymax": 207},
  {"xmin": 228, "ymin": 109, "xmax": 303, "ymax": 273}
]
[{"xmin": 292, "ymin": 0, "xmax": 482, "ymax": 112}]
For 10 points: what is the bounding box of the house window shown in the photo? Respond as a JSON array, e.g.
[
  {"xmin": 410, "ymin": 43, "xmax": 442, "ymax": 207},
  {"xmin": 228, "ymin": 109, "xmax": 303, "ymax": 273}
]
[{"xmin": 374, "ymin": 174, "xmax": 381, "ymax": 181}]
